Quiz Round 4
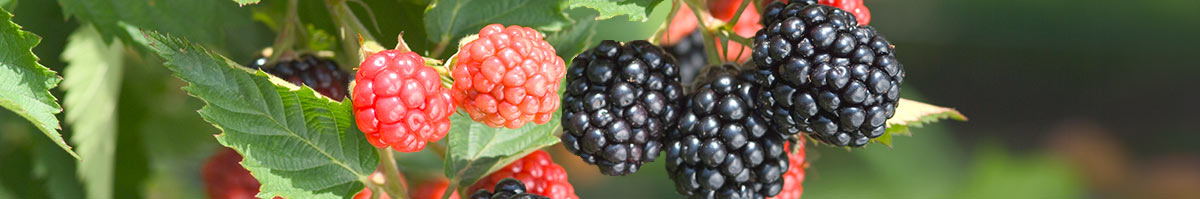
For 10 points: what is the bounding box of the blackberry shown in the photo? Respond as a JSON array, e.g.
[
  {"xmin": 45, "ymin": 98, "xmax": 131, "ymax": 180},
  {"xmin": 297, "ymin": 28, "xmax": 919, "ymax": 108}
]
[
  {"xmin": 248, "ymin": 53, "xmax": 351, "ymax": 100},
  {"xmin": 561, "ymin": 40, "xmax": 685, "ymax": 176},
  {"xmin": 468, "ymin": 178, "xmax": 551, "ymax": 199},
  {"xmin": 751, "ymin": 3, "xmax": 904, "ymax": 147},
  {"xmin": 665, "ymin": 31, "xmax": 708, "ymax": 85},
  {"xmin": 665, "ymin": 65, "xmax": 790, "ymax": 198}
]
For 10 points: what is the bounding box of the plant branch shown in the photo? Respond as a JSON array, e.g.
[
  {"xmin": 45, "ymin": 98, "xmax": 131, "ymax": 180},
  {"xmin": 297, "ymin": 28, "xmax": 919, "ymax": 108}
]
[
  {"xmin": 683, "ymin": 0, "xmax": 724, "ymax": 64},
  {"xmin": 267, "ymin": 0, "xmax": 300, "ymax": 62},
  {"xmin": 649, "ymin": 0, "xmax": 682, "ymax": 44},
  {"xmin": 376, "ymin": 148, "xmax": 409, "ymax": 199}
]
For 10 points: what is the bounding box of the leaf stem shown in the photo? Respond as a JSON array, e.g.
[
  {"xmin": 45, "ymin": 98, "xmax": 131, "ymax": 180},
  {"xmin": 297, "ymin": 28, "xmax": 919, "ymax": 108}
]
[
  {"xmin": 376, "ymin": 148, "xmax": 410, "ymax": 199},
  {"xmin": 430, "ymin": 39, "xmax": 451, "ymax": 59}
]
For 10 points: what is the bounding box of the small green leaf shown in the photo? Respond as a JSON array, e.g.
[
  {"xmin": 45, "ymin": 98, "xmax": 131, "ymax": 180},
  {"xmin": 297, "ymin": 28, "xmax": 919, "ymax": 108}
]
[
  {"xmin": 234, "ymin": 0, "xmax": 261, "ymax": 6},
  {"xmin": 568, "ymin": 0, "xmax": 665, "ymax": 21},
  {"xmin": 424, "ymin": 0, "xmax": 570, "ymax": 48},
  {"xmin": 124, "ymin": 25, "xmax": 378, "ymax": 199},
  {"xmin": 875, "ymin": 98, "xmax": 967, "ymax": 147},
  {"xmin": 61, "ymin": 25, "xmax": 123, "ymax": 199},
  {"xmin": 443, "ymin": 112, "xmax": 562, "ymax": 194},
  {"xmin": 0, "ymin": 8, "xmax": 75, "ymax": 158},
  {"xmin": 545, "ymin": 15, "xmax": 598, "ymax": 63}
]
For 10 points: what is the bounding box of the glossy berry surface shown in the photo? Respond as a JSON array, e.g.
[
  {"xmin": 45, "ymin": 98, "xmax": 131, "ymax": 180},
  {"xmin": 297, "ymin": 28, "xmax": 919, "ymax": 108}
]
[
  {"xmin": 468, "ymin": 178, "xmax": 553, "ymax": 199},
  {"xmin": 753, "ymin": 3, "xmax": 904, "ymax": 147},
  {"xmin": 353, "ymin": 50, "xmax": 455, "ymax": 152},
  {"xmin": 248, "ymin": 53, "xmax": 351, "ymax": 100},
  {"xmin": 767, "ymin": 142, "xmax": 807, "ymax": 199},
  {"xmin": 561, "ymin": 40, "xmax": 684, "ymax": 176},
  {"xmin": 468, "ymin": 150, "xmax": 579, "ymax": 199},
  {"xmin": 665, "ymin": 65, "xmax": 790, "ymax": 198},
  {"xmin": 452, "ymin": 24, "xmax": 565, "ymax": 129}
]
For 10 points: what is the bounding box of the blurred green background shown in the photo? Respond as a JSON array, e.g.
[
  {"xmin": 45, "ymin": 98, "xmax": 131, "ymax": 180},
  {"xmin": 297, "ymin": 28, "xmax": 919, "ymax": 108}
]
[{"xmin": 2, "ymin": 0, "xmax": 1199, "ymax": 198}]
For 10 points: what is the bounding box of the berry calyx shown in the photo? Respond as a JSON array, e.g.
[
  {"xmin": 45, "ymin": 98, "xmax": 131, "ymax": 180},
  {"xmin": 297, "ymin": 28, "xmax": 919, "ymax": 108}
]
[
  {"xmin": 451, "ymin": 24, "xmax": 565, "ymax": 129},
  {"xmin": 353, "ymin": 50, "xmax": 456, "ymax": 152},
  {"xmin": 468, "ymin": 150, "xmax": 579, "ymax": 199}
]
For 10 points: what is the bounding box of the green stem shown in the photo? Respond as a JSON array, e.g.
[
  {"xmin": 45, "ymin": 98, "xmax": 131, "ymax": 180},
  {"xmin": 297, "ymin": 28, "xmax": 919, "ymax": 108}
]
[
  {"xmin": 327, "ymin": 1, "xmax": 378, "ymax": 64},
  {"xmin": 725, "ymin": 0, "xmax": 752, "ymax": 31},
  {"xmin": 683, "ymin": 0, "xmax": 724, "ymax": 64},
  {"xmin": 376, "ymin": 148, "xmax": 409, "ymax": 199},
  {"xmin": 267, "ymin": 0, "xmax": 300, "ymax": 62},
  {"xmin": 649, "ymin": 0, "xmax": 682, "ymax": 44}
]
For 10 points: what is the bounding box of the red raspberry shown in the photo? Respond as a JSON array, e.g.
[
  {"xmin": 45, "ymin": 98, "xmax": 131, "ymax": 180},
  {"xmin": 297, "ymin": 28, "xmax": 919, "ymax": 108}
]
[
  {"xmin": 352, "ymin": 172, "xmax": 410, "ymax": 199},
  {"xmin": 768, "ymin": 142, "xmax": 807, "ymax": 199},
  {"xmin": 353, "ymin": 50, "xmax": 455, "ymax": 152},
  {"xmin": 202, "ymin": 148, "xmax": 281, "ymax": 199},
  {"xmin": 467, "ymin": 150, "xmax": 578, "ymax": 199},
  {"xmin": 409, "ymin": 177, "xmax": 461, "ymax": 199},
  {"xmin": 451, "ymin": 24, "xmax": 565, "ymax": 129},
  {"xmin": 819, "ymin": 0, "xmax": 871, "ymax": 25},
  {"xmin": 661, "ymin": 3, "xmax": 761, "ymax": 63}
]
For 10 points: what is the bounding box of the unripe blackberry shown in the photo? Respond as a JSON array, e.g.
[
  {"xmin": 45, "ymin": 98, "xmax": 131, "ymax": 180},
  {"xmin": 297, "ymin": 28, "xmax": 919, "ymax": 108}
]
[
  {"xmin": 665, "ymin": 65, "xmax": 790, "ymax": 198},
  {"xmin": 247, "ymin": 53, "xmax": 351, "ymax": 100},
  {"xmin": 561, "ymin": 40, "xmax": 685, "ymax": 176},
  {"xmin": 752, "ymin": 3, "xmax": 904, "ymax": 147}
]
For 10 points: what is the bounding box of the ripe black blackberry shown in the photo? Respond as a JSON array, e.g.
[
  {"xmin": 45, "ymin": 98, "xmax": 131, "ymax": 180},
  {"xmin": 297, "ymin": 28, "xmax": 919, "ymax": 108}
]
[
  {"xmin": 561, "ymin": 40, "xmax": 685, "ymax": 176},
  {"xmin": 665, "ymin": 31, "xmax": 708, "ymax": 85},
  {"xmin": 247, "ymin": 53, "xmax": 351, "ymax": 100},
  {"xmin": 751, "ymin": 3, "xmax": 905, "ymax": 147},
  {"xmin": 665, "ymin": 64, "xmax": 790, "ymax": 198},
  {"xmin": 468, "ymin": 178, "xmax": 551, "ymax": 199}
]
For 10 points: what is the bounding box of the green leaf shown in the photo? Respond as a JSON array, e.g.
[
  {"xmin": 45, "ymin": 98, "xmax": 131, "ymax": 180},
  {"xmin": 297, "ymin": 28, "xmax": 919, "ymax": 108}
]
[
  {"xmin": 443, "ymin": 112, "xmax": 562, "ymax": 194},
  {"xmin": 124, "ymin": 25, "xmax": 378, "ymax": 199},
  {"xmin": 234, "ymin": 0, "xmax": 260, "ymax": 6},
  {"xmin": 424, "ymin": 0, "xmax": 570, "ymax": 47},
  {"xmin": 57, "ymin": 0, "xmax": 270, "ymax": 61},
  {"xmin": 545, "ymin": 15, "xmax": 598, "ymax": 63},
  {"xmin": 0, "ymin": 8, "xmax": 74, "ymax": 158},
  {"xmin": 567, "ymin": 0, "xmax": 665, "ymax": 21},
  {"xmin": 60, "ymin": 25, "xmax": 123, "ymax": 199},
  {"xmin": 874, "ymin": 98, "xmax": 967, "ymax": 147}
]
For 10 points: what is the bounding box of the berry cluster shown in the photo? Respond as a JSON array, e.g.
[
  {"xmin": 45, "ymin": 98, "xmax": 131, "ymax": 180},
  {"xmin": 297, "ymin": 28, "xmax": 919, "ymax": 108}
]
[
  {"xmin": 561, "ymin": 40, "xmax": 684, "ymax": 176},
  {"xmin": 451, "ymin": 24, "xmax": 565, "ymax": 129},
  {"xmin": 468, "ymin": 178, "xmax": 552, "ymax": 199},
  {"xmin": 665, "ymin": 65, "xmax": 791, "ymax": 198},
  {"xmin": 468, "ymin": 150, "xmax": 579, "ymax": 199},
  {"xmin": 752, "ymin": 3, "xmax": 904, "ymax": 147},
  {"xmin": 353, "ymin": 50, "xmax": 456, "ymax": 152},
  {"xmin": 248, "ymin": 53, "xmax": 351, "ymax": 100}
]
